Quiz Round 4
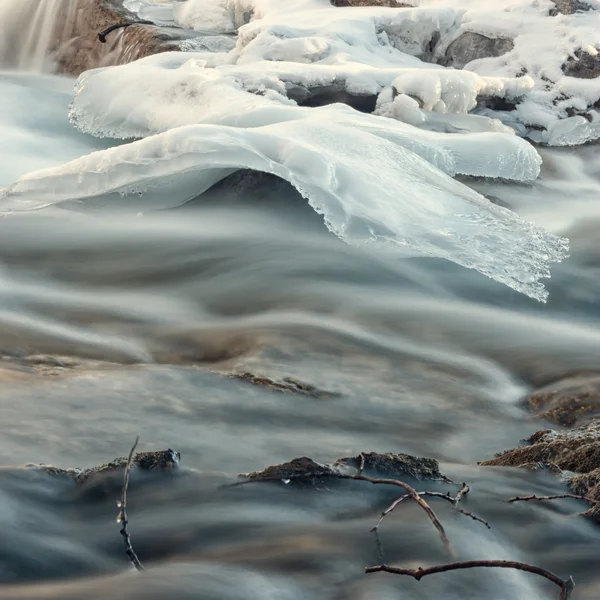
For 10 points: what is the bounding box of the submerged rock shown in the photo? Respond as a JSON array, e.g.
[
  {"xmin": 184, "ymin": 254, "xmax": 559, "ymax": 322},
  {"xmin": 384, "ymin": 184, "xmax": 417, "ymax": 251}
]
[
  {"xmin": 333, "ymin": 452, "xmax": 450, "ymax": 481},
  {"xmin": 22, "ymin": 449, "xmax": 180, "ymax": 485},
  {"xmin": 239, "ymin": 451, "xmax": 449, "ymax": 487},
  {"xmin": 443, "ymin": 32, "xmax": 514, "ymax": 69},
  {"xmin": 528, "ymin": 373, "xmax": 600, "ymax": 427},
  {"xmin": 481, "ymin": 422, "xmax": 600, "ymax": 521},
  {"xmin": 240, "ymin": 457, "xmax": 338, "ymax": 488},
  {"xmin": 233, "ymin": 372, "xmax": 340, "ymax": 398}
]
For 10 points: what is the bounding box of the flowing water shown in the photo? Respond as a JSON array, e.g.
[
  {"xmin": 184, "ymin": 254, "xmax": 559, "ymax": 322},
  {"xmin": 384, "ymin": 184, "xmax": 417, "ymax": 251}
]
[{"xmin": 1, "ymin": 3, "xmax": 600, "ymax": 600}]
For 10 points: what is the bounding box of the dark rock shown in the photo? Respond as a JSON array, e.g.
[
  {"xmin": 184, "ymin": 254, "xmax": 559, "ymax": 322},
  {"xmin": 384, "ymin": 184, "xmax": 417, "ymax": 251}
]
[
  {"xmin": 550, "ymin": 0, "xmax": 593, "ymax": 15},
  {"xmin": 330, "ymin": 0, "xmax": 411, "ymax": 6},
  {"xmin": 528, "ymin": 374, "xmax": 600, "ymax": 427},
  {"xmin": 239, "ymin": 457, "xmax": 338, "ymax": 488},
  {"xmin": 239, "ymin": 451, "xmax": 449, "ymax": 488},
  {"xmin": 481, "ymin": 422, "xmax": 600, "ymax": 521},
  {"xmin": 563, "ymin": 50, "xmax": 600, "ymax": 79},
  {"xmin": 443, "ymin": 32, "xmax": 514, "ymax": 69},
  {"xmin": 24, "ymin": 448, "xmax": 181, "ymax": 485},
  {"xmin": 333, "ymin": 451, "xmax": 450, "ymax": 481},
  {"xmin": 286, "ymin": 82, "xmax": 378, "ymax": 114},
  {"xmin": 234, "ymin": 372, "xmax": 340, "ymax": 398}
]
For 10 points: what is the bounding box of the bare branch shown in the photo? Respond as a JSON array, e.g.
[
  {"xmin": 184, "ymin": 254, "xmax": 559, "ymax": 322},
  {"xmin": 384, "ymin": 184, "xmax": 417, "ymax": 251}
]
[
  {"xmin": 337, "ymin": 474, "xmax": 453, "ymax": 556},
  {"xmin": 506, "ymin": 494, "xmax": 590, "ymax": 504},
  {"xmin": 455, "ymin": 483, "xmax": 469, "ymax": 506},
  {"xmin": 118, "ymin": 436, "xmax": 144, "ymax": 571},
  {"xmin": 457, "ymin": 509, "xmax": 491, "ymax": 529},
  {"xmin": 365, "ymin": 561, "xmax": 574, "ymax": 599},
  {"xmin": 372, "ymin": 487, "xmax": 489, "ymax": 532}
]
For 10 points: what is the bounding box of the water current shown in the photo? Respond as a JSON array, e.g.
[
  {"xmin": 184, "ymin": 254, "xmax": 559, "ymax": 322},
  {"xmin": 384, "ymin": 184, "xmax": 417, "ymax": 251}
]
[{"xmin": 1, "ymin": 2, "xmax": 600, "ymax": 599}]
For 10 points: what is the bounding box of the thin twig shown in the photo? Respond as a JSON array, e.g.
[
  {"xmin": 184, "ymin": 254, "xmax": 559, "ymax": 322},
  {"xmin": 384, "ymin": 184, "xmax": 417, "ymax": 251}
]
[
  {"xmin": 118, "ymin": 436, "xmax": 144, "ymax": 571},
  {"xmin": 506, "ymin": 494, "xmax": 590, "ymax": 504},
  {"xmin": 372, "ymin": 494, "xmax": 411, "ymax": 531},
  {"xmin": 455, "ymin": 483, "xmax": 470, "ymax": 506},
  {"xmin": 457, "ymin": 509, "xmax": 491, "ymax": 529},
  {"xmin": 372, "ymin": 487, "xmax": 489, "ymax": 531},
  {"xmin": 358, "ymin": 453, "xmax": 366, "ymax": 476},
  {"xmin": 372, "ymin": 527, "xmax": 385, "ymax": 563},
  {"xmin": 365, "ymin": 562, "xmax": 575, "ymax": 599},
  {"xmin": 337, "ymin": 474, "xmax": 453, "ymax": 556}
]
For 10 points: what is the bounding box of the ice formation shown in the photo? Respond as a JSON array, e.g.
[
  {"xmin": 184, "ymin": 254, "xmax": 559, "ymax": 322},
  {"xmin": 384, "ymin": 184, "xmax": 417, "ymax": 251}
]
[
  {"xmin": 4, "ymin": 0, "xmax": 586, "ymax": 301},
  {"xmin": 120, "ymin": 0, "xmax": 600, "ymax": 144}
]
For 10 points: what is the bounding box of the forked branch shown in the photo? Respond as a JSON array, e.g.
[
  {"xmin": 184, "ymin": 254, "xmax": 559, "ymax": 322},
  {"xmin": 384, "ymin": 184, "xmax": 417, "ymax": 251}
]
[{"xmin": 337, "ymin": 473, "xmax": 453, "ymax": 555}]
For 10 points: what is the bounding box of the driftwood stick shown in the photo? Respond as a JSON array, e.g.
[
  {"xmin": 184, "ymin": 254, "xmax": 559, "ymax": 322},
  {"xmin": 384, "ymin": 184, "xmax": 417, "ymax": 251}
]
[
  {"xmin": 118, "ymin": 436, "xmax": 144, "ymax": 571},
  {"xmin": 365, "ymin": 561, "xmax": 575, "ymax": 599},
  {"xmin": 506, "ymin": 494, "xmax": 590, "ymax": 504}
]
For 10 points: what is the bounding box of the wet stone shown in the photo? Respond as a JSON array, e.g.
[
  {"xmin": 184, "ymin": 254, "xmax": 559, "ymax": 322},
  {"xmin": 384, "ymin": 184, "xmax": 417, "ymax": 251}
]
[
  {"xmin": 481, "ymin": 422, "xmax": 600, "ymax": 521},
  {"xmin": 333, "ymin": 451, "xmax": 450, "ymax": 481},
  {"xmin": 233, "ymin": 372, "xmax": 340, "ymax": 398},
  {"xmin": 239, "ymin": 451, "xmax": 449, "ymax": 488},
  {"xmin": 24, "ymin": 449, "xmax": 181, "ymax": 485},
  {"xmin": 239, "ymin": 457, "xmax": 338, "ymax": 488},
  {"xmin": 528, "ymin": 373, "xmax": 600, "ymax": 427}
]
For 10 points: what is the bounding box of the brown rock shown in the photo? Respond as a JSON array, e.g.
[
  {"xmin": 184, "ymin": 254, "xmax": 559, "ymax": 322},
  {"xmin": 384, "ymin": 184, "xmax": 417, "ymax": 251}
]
[
  {"xmin": 481, "ymin": 422, "xmax": 600, "ymax": 521},
  {"xmin": 528, "ymin": 374, "xmax": 600, "ymax": 427},
  {"xmin": 443, "ymin": 32, "xmax": 514, "ymax": 69}
]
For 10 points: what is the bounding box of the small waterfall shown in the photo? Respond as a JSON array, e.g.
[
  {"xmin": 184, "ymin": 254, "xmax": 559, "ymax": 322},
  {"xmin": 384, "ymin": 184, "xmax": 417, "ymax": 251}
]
[{"xmin": 0, "ymin": 0, "xmax": 72, "ymax": 72}]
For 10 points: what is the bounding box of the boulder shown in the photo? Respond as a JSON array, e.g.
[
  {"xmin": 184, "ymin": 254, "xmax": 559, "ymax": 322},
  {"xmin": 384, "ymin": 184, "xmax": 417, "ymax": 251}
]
[{"xmin": 443, "ymin": 32, "xmax": 514, "ymax": 69}]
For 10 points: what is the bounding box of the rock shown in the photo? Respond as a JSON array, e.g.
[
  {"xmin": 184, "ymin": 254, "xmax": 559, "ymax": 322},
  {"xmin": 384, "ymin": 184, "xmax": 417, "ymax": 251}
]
[
  {"xmin": 233, "ymin": 372, "xmax": 340, "ymax": 398},
  {"xmin": 443, "ymin": 32, "xmax": 514, "ymax": 69},
  {"xmin": 528, "ymin": 373, "xmax": 600, "ymax": 427},
  {"xmin": 333, "ymin": 452, "xmax": 450, "ymax": 481},
  {"xmin": 239, "ymin": 451, "xmax": 449, "ymax": 487},
  {"xmin": 550, "ymin": 0, "xmax": 593, "ymax": 15},
  {"xmin": 563, "ymin": 50, "xmax": 600, "ymax": 79},
  {"xmin": 481, "ymin": 422, "xmax": 600, "ymax": 521},
  {"xmin": 23, "ymin": 448, "xmax": 181, "ymax": 485},
  {"xmin": 240, "ymin": 457, "xmax": 338, "ymax": 488},
  {"xmin": 330, "ymin": 0, "xmax": 411, "ymax": 6},
  {"xmin": 29, "ymin": 0, "xmax": 189, "ymax": 76}
]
